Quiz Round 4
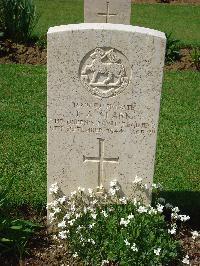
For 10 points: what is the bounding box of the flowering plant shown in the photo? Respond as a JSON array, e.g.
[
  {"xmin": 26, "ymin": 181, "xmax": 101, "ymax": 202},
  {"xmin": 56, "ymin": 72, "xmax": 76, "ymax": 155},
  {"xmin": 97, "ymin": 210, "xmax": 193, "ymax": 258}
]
[{"xmin": 48, "ymin": 178, "xmax": 193, "ymax": 265}]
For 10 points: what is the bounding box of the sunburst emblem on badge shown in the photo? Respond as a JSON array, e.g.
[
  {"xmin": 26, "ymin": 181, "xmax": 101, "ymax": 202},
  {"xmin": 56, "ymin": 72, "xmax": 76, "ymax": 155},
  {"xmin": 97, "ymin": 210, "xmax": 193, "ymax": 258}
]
[{"xmin": 79, "ymin": 47, "xmax": 131, "ymax": 98}]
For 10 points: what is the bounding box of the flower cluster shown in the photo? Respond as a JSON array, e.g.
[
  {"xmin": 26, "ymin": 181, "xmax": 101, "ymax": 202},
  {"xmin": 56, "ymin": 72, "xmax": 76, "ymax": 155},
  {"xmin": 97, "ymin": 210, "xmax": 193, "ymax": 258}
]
[
  {"xmin": 47, "ymin": 178, "xmax": 191, "ymax": 265},
  {"xmin": 191, "ymin": 230, "xmax": 199, "ymax": 240}
]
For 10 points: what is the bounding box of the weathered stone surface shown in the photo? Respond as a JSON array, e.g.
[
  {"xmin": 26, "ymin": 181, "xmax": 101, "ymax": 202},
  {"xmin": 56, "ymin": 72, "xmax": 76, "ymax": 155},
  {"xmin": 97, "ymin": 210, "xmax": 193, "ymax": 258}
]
[
  {"xmin": 84, "ymin": 0, "xmax": 131, "ymax": 24},
  {"xmin": 47, "ymin": 23, "xmax": 166, "ymax": 202}
]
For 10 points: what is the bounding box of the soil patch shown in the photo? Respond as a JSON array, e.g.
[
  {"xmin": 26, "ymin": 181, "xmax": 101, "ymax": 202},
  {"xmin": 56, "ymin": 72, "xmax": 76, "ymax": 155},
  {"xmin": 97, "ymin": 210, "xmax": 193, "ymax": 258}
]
[
  {"xmin": 25, "ymin": 226, "xmax": 83, "ymax": 266},
  {"xmin": 0, "ymin": 39, "xmax": 46, "ymax": 66},
  {"xmin": 0, "ymin": 39, "xmax": 198, "ymax": 71},
  {"xmin": 164, "ymin": 48, "xmax": 196, "ymax": 71}
]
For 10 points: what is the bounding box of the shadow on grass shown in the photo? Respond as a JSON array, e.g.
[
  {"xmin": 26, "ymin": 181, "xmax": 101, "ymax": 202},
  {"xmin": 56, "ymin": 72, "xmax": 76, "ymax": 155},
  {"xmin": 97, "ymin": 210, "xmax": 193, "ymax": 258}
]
[{"xmin": 157, "ymin": 190, "xmax": 200, "ymax": 229}]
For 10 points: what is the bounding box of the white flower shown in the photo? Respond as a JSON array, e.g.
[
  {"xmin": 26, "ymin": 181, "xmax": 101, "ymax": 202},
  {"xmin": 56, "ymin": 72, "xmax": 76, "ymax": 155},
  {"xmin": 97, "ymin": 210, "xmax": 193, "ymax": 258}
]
[
  {"xmin": 109, "ymin": 187, "xmax": 116, "ymax": 196},
  {"xmin": 83, "ymin": 206, "xmax": 87, "ymax": 214},
  {"xmin": 87, "ymin": 206, "xmax": 95, "ymax": 213},
  {"xmin": 63, "ymin": 213, "xmax": 71, "ymax": 220},
  {"xmin": 171, "ymin": 212, "xmax": 179, "ymax": 220},
  {"xmin": 168, "ymin": 228, "xmax": 176, "ymax": 235},
  {"xmin": 49, "ymin": 212, "xmax": 56, "ymax": 222},
  {"xmin": 108, "ymin": 207, "xmax": 114, "ymax": 213},
  {"xmin": 58, "ymin": 230, "xmax": 67, "ymax": 239},
  {"xmin": 71, "ymin": 190, "xmax": 77, "ymax": 197},
  {"xmin": 152, "ymin": 183, "xmax": 157, "ymax": 189},
  {"xmin": 57, "ymin": 196, "xmax": 67, "ymax": 204},
  {"xmin": 88, "ymin": 188, "xmax": 93, "ymax": 195},
  {"xmin": 143, "ymin": 184, "xmax": 148, "ymax": 190},
  {"xmin": 47, "ymin": 200, "xmax": 58, "ymax": 208},
  {"xmin": 73, "ymin": 252, "xmax": 78, "ymax": 258},
  {"xmin": 110, "ymin": 179, "xmax": 117, "ymax": 187},
  {"xmin": 91, "ymin": 213, "xmax": 97, "ymax": 219},
  {"xmin": 157, "ymin": 203, "xmax": 164, "ymax": 213},
  {"xmin": 115, "ymin": 185, "xmax": 120, "ymax": 191},
  {"xmin": 154, "ymin": 248, "xmax": 161, "ymax": 256},
  {"xmin": 168, "ymin": 223, "xmax": 177, "ymax": 235},
  {"xmin": 101, "ymin": 260, "xmax": 109, "ymax": 266},
  {"xmin": 68, "ymin": 219, "xmax": 75, "ymax": 226},
  {"xmin": 101, "ymin": 210, "xmax": 108, "ymax": 218},
  {"xmin": 131, "ymin": 243, "xmax": 138, "ymax": 252},
  {"xmin": 124, "ymin": 239, "xmax": 130, "ymax": 246},
  {"xmin": 172, "ymin": 207, "xmax": 180, "ymax": 213},
  {"xmin": 53, "ymin": 235, "xmax": 58, "ymax": 240},
  {"xmin": 119, "ymin": 197, "xmax": 127, "ymax": 204},
  {"xmin": 128, "ymin": 213, "xmax": 134, "ymax": 220},
  {"xmin": 89, "ymin": 223, "xmax": 95, "ymax": 229},
  {"xmin": 152, "ymin": 183, "xmax": 162, "ymax": 189},
  {"xmin": 49, "ymin": 182, "xmax": 59, "ymax": 194},
  {"xmin": 99, "ymin": 183, "xmax": 104, "ymax": 190},
  {"xmin": 191, "ymin": 230, "xmax": 199, "ymax": 240},
  {"xmin": 97, "ymin": 184, "xmax": 104, "ymax": 190},
  {"xmin": 152, "ymin": 183, "xmax": 158, "ymax": 189},
  {"xmin": 58, "ymin": 220, "xmax": 66, "ymax": 228},
  {"xmin": 137, "ymin": 206, "xmax": 148, "ymax": 213},
  {"xmin": 77, "ymin": 225, "xmax": 83, "ymax": 231},
  {"xmin": 53, "ymin": 207, "xmax": 61, "ymax": 214},
  {"xmin": 182, "ymin": 255, "xmax": 190, "ymax": 265},
  {"xmin": 78, "ymin": 186, "xmax": 85, "ymax": 192},
  {"xmin": 70, "ymin": 204, "xmax": 76, "ymax": 212},
  {"xmin": 88, "ymin": 238, "xmax": 95, "ymax": 244},
  {"xmin": 75, "ymin": 213, "xmax": 81, "ymax": 219},
  {"xmin": 92, "ymin": 199, "xmax": 98, "ymax": 205},
  {"xmin": 179, "ymin": 215, "xmax": 190, "ymax": 222},
  {"xmin": 120, "ymin": 218, "xmax": 130, "ymax": 227},
  {"xmin": 148, "ymin": 207, "xmax": 157, "ymax": 215},
  {"xmin": 133, "ymin": 175, "xmax": 142, "ymax": 184},
  {"xmin": 133, "ymin": 198, "xmax": 138, "ymax": 205}
]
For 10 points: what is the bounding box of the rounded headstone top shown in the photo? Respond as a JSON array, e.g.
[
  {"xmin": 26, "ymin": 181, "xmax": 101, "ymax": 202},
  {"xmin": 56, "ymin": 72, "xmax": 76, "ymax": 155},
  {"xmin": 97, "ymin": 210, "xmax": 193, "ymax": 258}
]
[{"xmin": 48, "ymin": 23, "xmax": 166, "ymax": 40}]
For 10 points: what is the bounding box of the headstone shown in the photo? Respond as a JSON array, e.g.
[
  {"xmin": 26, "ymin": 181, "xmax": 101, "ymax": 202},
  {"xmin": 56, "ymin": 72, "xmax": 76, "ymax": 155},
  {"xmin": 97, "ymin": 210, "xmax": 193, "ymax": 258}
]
[
  {"xmin": 84, "ymin": 0, "xmax": 131, "ymax": 24},
  {"xmin": 47, "ymin": 23, "xmax": 166, "ymax": 203}
]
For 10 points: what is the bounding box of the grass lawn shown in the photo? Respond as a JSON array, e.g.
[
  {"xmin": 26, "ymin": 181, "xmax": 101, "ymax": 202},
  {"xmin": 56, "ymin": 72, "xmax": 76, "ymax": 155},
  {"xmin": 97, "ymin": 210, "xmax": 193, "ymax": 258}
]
[
  {"xmin": 0, "ymin": 65, "xmax": 46, "ymax": 209},
  {"xmin": 33, "ymin": 0, "xmax": 200, "ymax": 47},
  {"xmin": 0, "ymin": 64, "xmax": 199, "ymax": 223}
]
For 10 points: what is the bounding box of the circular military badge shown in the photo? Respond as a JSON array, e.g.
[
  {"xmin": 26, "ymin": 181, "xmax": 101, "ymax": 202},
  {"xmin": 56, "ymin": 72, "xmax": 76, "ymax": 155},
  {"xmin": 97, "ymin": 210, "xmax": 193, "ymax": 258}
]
[{"xmin": 79, "ymin": 47, "xmax": 131, "ymax": 98}]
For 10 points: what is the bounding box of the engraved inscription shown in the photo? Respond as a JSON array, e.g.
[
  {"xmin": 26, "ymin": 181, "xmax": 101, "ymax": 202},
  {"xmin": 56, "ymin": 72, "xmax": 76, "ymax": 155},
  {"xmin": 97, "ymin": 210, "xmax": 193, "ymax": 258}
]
[
  {"xmin": 51, "ymin": 101, "xmax": 156, "ymax": 135},
  {"xmin": 83, "ymin": 138, "xmax": 119, "ymax": 186},
  {"xmin": 80, "ymin": 47, "xmax": 131, "ymax": 98},
  {"xmin": 97, "ymin": 1, "xmax": 117, "ymax": 23}
]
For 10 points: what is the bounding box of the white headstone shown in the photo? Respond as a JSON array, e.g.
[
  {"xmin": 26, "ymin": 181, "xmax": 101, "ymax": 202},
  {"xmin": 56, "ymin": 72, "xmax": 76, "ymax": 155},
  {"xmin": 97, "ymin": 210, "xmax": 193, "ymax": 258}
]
[
  {"xmin": 47, "ymin": 23, "xmax": 166, "ymax": 203},
  {"xmin": 84, "ymin": 0, "xmax": 131, "ymax": 24}
]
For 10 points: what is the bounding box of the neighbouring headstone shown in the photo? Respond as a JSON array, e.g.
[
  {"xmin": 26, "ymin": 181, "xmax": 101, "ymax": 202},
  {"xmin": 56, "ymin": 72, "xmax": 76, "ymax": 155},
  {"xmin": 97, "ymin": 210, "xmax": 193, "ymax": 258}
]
[
  {"xmin": 47, "ymin": 23, "xmax": 166, "ymax": 204},
  {"xmin": 84, "ymin": 0, "xmax": 131, "ymax": 24}
]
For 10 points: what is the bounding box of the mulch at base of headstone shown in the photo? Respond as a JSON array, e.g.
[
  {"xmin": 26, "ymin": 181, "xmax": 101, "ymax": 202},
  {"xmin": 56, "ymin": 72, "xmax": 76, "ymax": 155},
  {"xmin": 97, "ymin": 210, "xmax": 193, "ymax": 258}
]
[
  {"xmin": 25, "ymin": 228, "xmax": 83, "ymax": 266},
  {"xmin": 179, "ymin": 229, "xmax": 200, "ymax": 266},
  {"xmin": 0, "ymin": 39, "xmax": 197, "ymax": 72}
]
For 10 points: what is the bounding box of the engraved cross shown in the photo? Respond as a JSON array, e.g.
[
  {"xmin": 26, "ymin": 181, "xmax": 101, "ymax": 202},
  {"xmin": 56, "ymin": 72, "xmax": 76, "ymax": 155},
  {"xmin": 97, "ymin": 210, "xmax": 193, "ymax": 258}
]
[
  {"xmin": 97, "ymin": 1, "xmax": 117, "ymax": 23},
  {"xmin": 83, "ymin": 138, "xmax": 119, "ymax": 187}
]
